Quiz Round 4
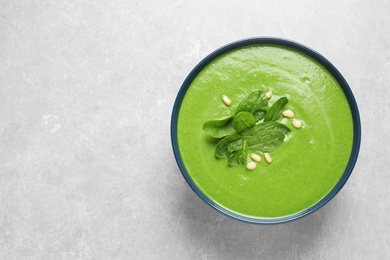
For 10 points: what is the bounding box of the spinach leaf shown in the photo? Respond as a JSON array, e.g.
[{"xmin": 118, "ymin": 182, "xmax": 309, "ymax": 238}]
[
  {"xmin": 227, "ymin": 138, "xmax": 244, "ymax": 154},
  {"xmin": 232, "ymin": 112, "xmax": 256, "ymax": 133},
  {"xmin": 215, "ymin": 134, "xmax": 242, "ymax": 159},
  {"xmin": 264, "ymin": 97, "xmax": 288, "ymax": 122},
  {"xmin": 202, "ymin": 116, "xmax": 235, "ymax": 138},
  {"xmin": 247, "ymin": 130, "xmax": 285, "ymax": 153},
  {"xmin": 228, "ymin": 140, "xmax": 248, "ymax": 166},
  {"xmin": 241, "ymin": 121, "xmax": 291, "ymax": 137},
  {"xmin": 253, "ymin": 110, "xmax": 266, "ymax": 121},
  {"xmin": 235, "ymin": 91, "xmax": 268, "ymax": 118}
]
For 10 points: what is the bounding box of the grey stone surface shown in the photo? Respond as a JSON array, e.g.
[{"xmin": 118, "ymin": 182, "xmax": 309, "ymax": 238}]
[{"xmin": 0, "ymin": 0, "xmax": 389, "ymax": 259}]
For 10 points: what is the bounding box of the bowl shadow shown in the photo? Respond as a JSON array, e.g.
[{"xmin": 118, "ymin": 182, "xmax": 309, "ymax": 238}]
[{"xmin": 173, "ymin": 177, "xmax": 343, "ymax": 259}]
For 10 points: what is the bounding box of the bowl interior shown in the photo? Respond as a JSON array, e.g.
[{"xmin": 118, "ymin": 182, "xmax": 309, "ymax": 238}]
[{"xmin": 171, "ymin": 38, "xmax": 360, "ymax": 224}]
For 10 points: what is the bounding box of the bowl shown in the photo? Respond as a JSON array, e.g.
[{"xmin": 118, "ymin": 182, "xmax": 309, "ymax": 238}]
[{"xmin": 171, "ymin": 37, "xmax": 360, "ymax": 224}]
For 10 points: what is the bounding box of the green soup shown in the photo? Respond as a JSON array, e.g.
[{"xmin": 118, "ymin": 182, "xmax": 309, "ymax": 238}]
[{"xmin": 176, "ymin": 44, "xmax": 354, "ymax": 219}]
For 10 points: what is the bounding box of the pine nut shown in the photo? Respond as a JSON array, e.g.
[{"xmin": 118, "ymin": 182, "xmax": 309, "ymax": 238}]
[
  {"xmin": 250, "ymin": 153, "xmax": 261, "ymax": 162},
  {"xmin": 292, "ymin": 120, "xmax": 302, "ymax": 128},
  {"xmin": 282, "ymin": 109, "xmax": 295, "ymax": 118},
  {"xmin": 246, "ymin": 162, "xmax": 257, "ymax": 170},
  {"xmin": 266, "ymin": 90, "xmax": 272, "ymax": 99},
  {"xmin": 264, "ymin": 153, "xmax": 272, "ymax": 163},
  {"xmin": 222, "ymin": 95, "xmax": 231, "ymax": 106}
]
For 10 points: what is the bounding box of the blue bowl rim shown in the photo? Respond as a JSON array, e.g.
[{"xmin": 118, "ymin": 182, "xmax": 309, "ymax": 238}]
[{"xmin": 170, "ymin": 37, "xmax": 361, "ymax": 224}]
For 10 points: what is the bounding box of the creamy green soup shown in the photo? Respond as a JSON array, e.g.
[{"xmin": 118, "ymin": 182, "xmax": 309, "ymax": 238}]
[{"xmin": 177, "ymin": 45, "xmax": 353, "ymax": 218}]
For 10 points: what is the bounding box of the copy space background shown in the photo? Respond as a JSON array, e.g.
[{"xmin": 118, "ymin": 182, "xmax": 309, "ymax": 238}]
[{"xmin": 1, "ymin": 0, "xmax": 389, "ymax": 259}]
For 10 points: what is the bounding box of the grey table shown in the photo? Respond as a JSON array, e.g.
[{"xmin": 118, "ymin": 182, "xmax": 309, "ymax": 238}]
[{"xmin": 1, "ymin": 0, "xmax": 389, "ymax": 259}]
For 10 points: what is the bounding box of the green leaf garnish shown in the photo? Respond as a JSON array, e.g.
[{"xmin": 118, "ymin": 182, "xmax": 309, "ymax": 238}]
[
  {"xmin": 228, "ymin": 140, "xmax": 248, "ymax": 166},
  {"xmin": 253, "ymin": 110, "xmax": 266, "ymax": 121},
  {"xmin": 241, "ymin": 121, "xmax": 290, "ymax": 137},
  {"xmin": 203, "ymin": 90, "xmax": 296, "ymax": 169},
  {"xmin": 235, "ymin": 90, "xmax": 268, "ymax": 118},
  {"xmin": 247, "ymin": 130, "xmax": 285, "ymax": 153},
  {"xmin": 215, "ymin": 133, "xmax": 242, "ymax": 159},
  {"xmin": 264, "ymin": 97, "xmax": 288, "ymax": 122},
  {"xmin": 232, "ymin": 112, "xmax": 256, "ymax": 133},
  {"xmin": 202, "ymin": 116, "xmax": 235, "ymax": 138}
]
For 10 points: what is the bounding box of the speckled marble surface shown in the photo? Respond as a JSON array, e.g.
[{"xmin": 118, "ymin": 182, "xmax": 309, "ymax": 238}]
[{"xmin": 1, "ymin": 0, "xmax": 389, "ymax": 259}]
